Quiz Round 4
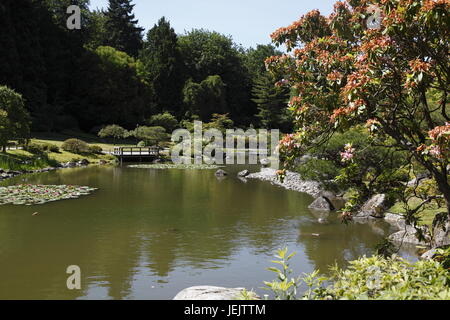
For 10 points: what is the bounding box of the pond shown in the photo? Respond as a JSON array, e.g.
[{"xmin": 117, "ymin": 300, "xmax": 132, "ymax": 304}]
[{"xmin": 0, "ymin": 165, "xmax": 417, "ymax": 299}]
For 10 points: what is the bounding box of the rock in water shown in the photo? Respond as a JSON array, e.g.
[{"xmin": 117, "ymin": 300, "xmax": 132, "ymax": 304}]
[
  {"xmin": 173, "ymin": 286, "xmax": 245, "ymax": 300},
  {"xmin": 357, "ymin": 194, "xmax": 389, "ymax": 219},
  {"xmin": 388, "ymin": 224, "xmax": 431, "ymax": 245},
  {"xmin": 215, "ymin": 169, "xmax": 228, "ymax": 177},
  {"xmin": 237, "ymin": 170, "xmax": 250, "ymax": 178},
  {"xmin": 78, "ymin": 159, "xmax": 89, "ymax": 166},
  {"xmin": 260, "ymin": 158, "xmax": 270, "ymax": 167},
  {"xmin": 308, "ymin": 196, "xmax": 335, "ymax": 211},
  {"xmin": 384, "ymin": 213, "xmax": 406, "ymax": 229}
]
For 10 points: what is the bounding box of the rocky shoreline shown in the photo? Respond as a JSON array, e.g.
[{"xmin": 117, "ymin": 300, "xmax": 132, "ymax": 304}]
[
  {"xmin": 0, "ymin": 159, "xmax": 109, "ymax": 182},
  {"xmin": 246, "ymin": 168, "xmax": 322, "ymax": 197},
  {"xmin": 244, "ymin": 168, "xmax": 449, "ymax": 253}
]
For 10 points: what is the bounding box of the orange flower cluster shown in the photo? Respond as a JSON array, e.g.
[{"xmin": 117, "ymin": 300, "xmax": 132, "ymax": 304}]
[
  {"xmin": 342, "ymin": 71, "xmax": 370, "ymax": 97},
  {"xmin": 360, "ymin": 35, "xmax": 392, "ymax": 53},
  {"xmin": 327, "ymin": 71, "xmax": 343, "ymax": 82},
  {"xmin": 330, "ymin": 104, "xmax": 358, "ymax": 123},
  {"xmin": 288, "ymin": 96, "xmax": 302, "ymax": 108},
  {"xmin": 270, "ymin": 10, "xmax": 324, "ymax": 42},
  {"xmin": 279, "ymin": 134, "xmax": 296, "ymax": 151},
  {"xmin": 428, "ymin": 123, "xmax": 450, "ymax": 143},
  {"xmin": 409, "ymin": 59, "xmax": 431, "ymax": 73}
]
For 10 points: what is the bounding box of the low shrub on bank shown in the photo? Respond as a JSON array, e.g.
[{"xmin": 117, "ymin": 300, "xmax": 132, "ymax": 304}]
[
  {"xmin": 62, "ymin": 139, "xmax": 89, "ymax": 154},
  {"xmin": 88, "ymin": 145, "xmax": 103, "ymax": 154},
  {"xmin": 253, "ymin": 248, "xmax": 450, "ymax": 300},
  {"xmin": 25, "ymin": 142, "xmax": 60, "ymax": 154}
]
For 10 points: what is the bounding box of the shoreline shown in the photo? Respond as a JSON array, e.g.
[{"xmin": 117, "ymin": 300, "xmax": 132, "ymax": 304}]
[{"xmin": 246, "ymin": 168, "xmax": 322, "ymax": 198}]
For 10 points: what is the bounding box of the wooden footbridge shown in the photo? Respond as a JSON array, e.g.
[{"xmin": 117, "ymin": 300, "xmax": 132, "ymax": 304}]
[{"xmin": 113, "ymin": 147, "xmax": 160, "ymax": 164}]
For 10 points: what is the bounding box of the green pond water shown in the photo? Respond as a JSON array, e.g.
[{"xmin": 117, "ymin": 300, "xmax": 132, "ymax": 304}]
[{"xmin": 0, "ymin": 165, "xmax": 417, "ymax": 299}]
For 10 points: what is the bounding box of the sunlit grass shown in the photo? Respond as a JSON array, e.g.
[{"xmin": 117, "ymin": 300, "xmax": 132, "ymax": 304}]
[{"xmin": 389, "ymin": 198, "xmax": 445, "ymax": 227}]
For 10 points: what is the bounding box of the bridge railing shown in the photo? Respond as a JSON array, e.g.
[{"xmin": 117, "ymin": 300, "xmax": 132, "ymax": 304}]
[{"xmin": 113, "ymin": 147, "xmax": 159, "ymax": 156}]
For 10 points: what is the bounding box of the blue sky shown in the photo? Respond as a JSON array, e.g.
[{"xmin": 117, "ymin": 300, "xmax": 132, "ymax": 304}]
[{"xmin": 89, "ymin": 0, "xmax": 337, "ymax": 48}]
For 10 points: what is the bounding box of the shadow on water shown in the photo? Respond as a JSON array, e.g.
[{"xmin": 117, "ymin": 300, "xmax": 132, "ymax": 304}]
[{"xmin": 0, "ymin": 165, "xmax": 418, "ymax": 299}]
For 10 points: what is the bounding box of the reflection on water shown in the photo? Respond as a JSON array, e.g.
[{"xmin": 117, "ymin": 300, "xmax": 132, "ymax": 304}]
[{"xmin": 0, "ymin": 166, "xmax": 417, "ymax": 299}]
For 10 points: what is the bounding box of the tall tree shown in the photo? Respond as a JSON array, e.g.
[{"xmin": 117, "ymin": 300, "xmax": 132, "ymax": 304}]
[
  {"xmin": 252, "ymin": 73, "xmax": 290, "ymax": 131},
  {"xmin": 0, "ymin": 86, "xmax": 31, "ymax": 152},
  {"xmin": 269, "ymin": 1, "xmax": 450, "ymax": 227},
  {"xmin": 179, "ymin": 29, "xmax": 254, "ymax": 125},
  {"xmin": 183, "ymin": 75, "xmax": 227, "ymax": 121},
  {"xmin": 105, "ymin": 0, "xmax": 144, "ymax": 57},
  {"xmin": 244, "ymin": 44, "xmax": 282, "ymax": 79},
  {"xmin": 140, "ymin": 17, "xmax": 184, "ymax": 115}
]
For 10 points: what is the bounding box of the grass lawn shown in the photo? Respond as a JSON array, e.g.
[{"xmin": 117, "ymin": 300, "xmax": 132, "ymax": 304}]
[
  {"xmin": 1, "ymin": 130, "xmax": 134, "ymax": 170},
  {"xmin": 31, "ymin": 129, "xmax": 136, "ymax": 152},
  {"xmin": 389, "ymin": 197, "xmax": 445, "ymax": 227}
]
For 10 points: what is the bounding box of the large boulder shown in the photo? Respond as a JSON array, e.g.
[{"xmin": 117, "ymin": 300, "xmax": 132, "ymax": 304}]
[
  {"xmin": 215, "ymin": 169, "xmax": 228, "ymax": 177},
  {"xmin": 406, "ymin": 173, "xmax": 430, "ymax": 187},
  {"xmin": 388, "ymin": 224, "xmax": 431, "ymax": 246},
  {"xmin": 260, "ymin": 158, "xmax": 270, "ymax": 167},
  {"xmin": 173, "ymin": 286, "xmax": 246, "ymax": 300},
  {"xmin": 308, "ymin": 196, "xmax": 335, "ymax": 211},
  {"xmin": 356, "ymin": 194, "xmax": 389, "ymax": 219},
  {"xmin": 237, "ymin": 170, "xmax": 250, "ymax": 178},
  {"xmin": 384, "ymin": 213, "xmax": 406, "ymax": 229},
  {"xmin": 431, "ymin": 214, "xmax": 450, "ymax": 248},
  {"xmin": 78, "ymin": 159, "xmax": 89, "ymax": 166}
]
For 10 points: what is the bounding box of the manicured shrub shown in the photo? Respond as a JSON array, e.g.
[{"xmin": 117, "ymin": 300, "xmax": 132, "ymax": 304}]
[
  {"xmin": 39, "ymin": 143, "xmax": 60, "ymax": 153},
  {"xmin": 89, "ymin": 145, "xmax": 103, "ymax": 154},
  {"xmin": 147, "ymin": 112, "xmax": 178, "ymax": 132},
  {"xmin": 137, "ymin": 141, "xmax": 146, "ymax": 147},
  {"xmin": 62, "ymin": 139, "xmax": 89, "ymax": 154},
  {"xmin": 25, "ymin": 143, "xmax": 45, "ymax": 154}
]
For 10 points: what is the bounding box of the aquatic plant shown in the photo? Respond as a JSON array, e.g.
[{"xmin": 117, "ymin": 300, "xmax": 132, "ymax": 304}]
[
  {"xmin": 128, "ymin": 163, "xmax": 223, "ymax": 170},
  {"xmin": 0, "ymin": 184, "xmax": 98, "ymax": 205}
]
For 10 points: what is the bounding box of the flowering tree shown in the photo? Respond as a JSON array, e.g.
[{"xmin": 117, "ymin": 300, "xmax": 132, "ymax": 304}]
[{"xmin": 268, "ymin": 0, "xmax": 449, "ymax": 218}]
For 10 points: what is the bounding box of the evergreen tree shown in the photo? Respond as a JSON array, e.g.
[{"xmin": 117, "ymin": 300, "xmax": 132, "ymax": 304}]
[
  {"xmin": 251, "ymin": 73, "xmax": 290, "ymax": 131},
  {"xmin": 105, "ymin": 0, "xmax": 144, "ymax": 57},
  {"xmin": 140, "ymin": 17, "xmax": 184, "ymax": 115}
]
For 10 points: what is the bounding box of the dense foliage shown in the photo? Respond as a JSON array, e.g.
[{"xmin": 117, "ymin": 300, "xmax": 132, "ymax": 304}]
[
  {"xmin": 268, "ymin": 0, "xmax": 449, "ymax": 220},
  {"xmin": 259, "ymin": 248, "xmax": 450, "ymax": 300},
  {"xmin": 0, "ymin": 86, "xmax": 30, "ymax": 151},
  {"xmin": 0, "ymin": 0, "xmax": 286, "ymax": 134}
]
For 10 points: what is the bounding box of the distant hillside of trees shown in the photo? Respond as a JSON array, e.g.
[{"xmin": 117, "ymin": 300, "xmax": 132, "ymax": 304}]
[{"xmin": 0, "ymin": 0, "xmax": 291, "ymax": 133}]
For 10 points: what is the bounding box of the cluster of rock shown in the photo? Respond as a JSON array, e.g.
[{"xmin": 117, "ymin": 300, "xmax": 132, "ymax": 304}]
[
  {"xmin": 307, "ymin": 190, "xmax": 449, "ymax": 251},
  {"xmin": 0, "ymin": 159, "xmax": 109, "ymax": 182},
  {"xmin": 246, "ymin": 168, "xmax": 322, "ymax": 197},
  {"xmin": 0, "ymin": 167, "xmax": 57, "ymax": 181},
  {"xmin": 60, "ymin": 159, "xmax": 97, "ymax": 168}
]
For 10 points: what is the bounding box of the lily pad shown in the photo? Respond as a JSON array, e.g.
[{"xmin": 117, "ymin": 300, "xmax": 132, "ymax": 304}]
[
  {"xmin": 128, "ymin": 164, "xmax": 224, "ymax": 170},
  {"xmin": 0, "ymin": 184, "xmax": 98, "ymax": 206}
]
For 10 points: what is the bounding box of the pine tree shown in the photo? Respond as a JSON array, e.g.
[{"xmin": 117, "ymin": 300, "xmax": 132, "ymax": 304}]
[
  {"xmin": 105, "ymin": 0, "xmax": 144, "ymax": 57},
  {"xmin": 251, "ymin": 73, "xmax": 290, "ymax": 131},
  {"xmin": 140, "ymin": 17, "xmax": 184, "ymax": 115}
]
